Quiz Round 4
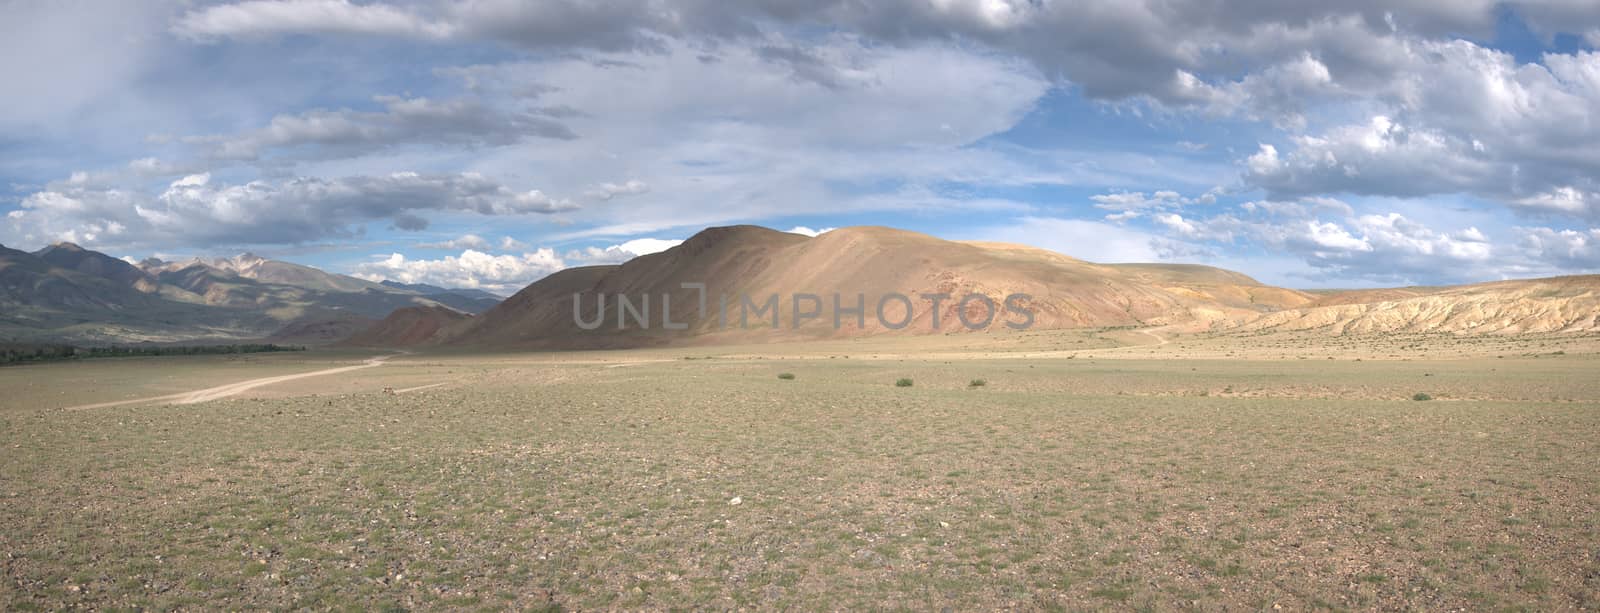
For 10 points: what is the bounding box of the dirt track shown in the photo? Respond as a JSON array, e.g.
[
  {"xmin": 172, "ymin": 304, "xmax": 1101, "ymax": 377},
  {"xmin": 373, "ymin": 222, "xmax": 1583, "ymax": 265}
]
[{"xmin": 63, "ymin": 354, "xmax": 396, "ymax": 410}]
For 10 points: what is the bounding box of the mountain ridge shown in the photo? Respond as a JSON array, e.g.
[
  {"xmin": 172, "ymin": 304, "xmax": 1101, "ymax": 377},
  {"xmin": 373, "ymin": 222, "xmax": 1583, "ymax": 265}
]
[
  {"xmin": 8, "ymin": 230, "xmax": 1600, "ymax": 347},
  {"xmin": 0, "ymin": 245, "xmax": 498, "ymax": 343}
]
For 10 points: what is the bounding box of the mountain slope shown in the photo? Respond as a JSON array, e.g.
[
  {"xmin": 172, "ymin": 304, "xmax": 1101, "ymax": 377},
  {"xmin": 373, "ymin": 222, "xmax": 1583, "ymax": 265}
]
[
  {"xmin": 378, "ymin": 280, "xmax": 502, "ymax": 313},
  {"xmin": 341, "ymin": 305, "xmax": 473, "ymax": 347}
]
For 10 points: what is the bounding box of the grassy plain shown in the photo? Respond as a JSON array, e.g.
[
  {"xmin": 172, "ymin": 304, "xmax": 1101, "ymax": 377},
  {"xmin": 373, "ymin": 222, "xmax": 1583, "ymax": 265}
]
[{"xmin": 1, "ymin": 329, "xmax": 1597, "ymax": 609}]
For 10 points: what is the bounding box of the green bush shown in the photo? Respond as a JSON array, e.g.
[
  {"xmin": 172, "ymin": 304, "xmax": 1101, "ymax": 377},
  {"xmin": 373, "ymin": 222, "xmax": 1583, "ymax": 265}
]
[
  {"xmin": 968, "ymin": 379, "xmax": 986, "ymax": 387},
  {"xmin": 895, "ymin": 378, "xmax": 914, "ymax": 387},
  {"xmin": 777, "ymin": 372, "xmax": 795, "ymax": 380},
  {"xmin": 1412, "ymin": 392, "xmax": 1433, "ymax": 401}
]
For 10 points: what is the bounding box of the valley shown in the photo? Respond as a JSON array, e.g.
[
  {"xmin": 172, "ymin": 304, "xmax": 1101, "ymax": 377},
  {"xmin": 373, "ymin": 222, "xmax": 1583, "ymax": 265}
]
[{"xmin": 1, "ymin": 328, "xmax": 1596, "ymax": 609}]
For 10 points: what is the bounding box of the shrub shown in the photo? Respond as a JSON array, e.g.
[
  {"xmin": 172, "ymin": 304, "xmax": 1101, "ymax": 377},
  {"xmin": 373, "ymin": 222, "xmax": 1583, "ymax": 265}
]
[
  {"xmin": 968, "ymin": 379, "xmax": 986, "ymax": 387},
  {"xmin": 777, "ymin": 372, "xmax": 796, "ymax": 380},
  {"xmin": 895, "ymin": 378, "xmax": 914, "ymax": 387},
  {"xmin": 1412, "ymin": 392, "xmax": 1433, "ymax": 401}
]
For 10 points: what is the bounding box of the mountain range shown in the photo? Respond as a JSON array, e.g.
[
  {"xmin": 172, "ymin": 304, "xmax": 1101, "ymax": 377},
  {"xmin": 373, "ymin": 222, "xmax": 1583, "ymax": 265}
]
[
  {"xmin": 5, "ymin": 226, "xmax": 1599, "ymax": 347},
  {"xmin": 361, "ymin": 225, "xmax": 1600, "ymax": 349},
  {"xmin": 0, "ymin": 243, "xmax": 499, "ymax": 344}
]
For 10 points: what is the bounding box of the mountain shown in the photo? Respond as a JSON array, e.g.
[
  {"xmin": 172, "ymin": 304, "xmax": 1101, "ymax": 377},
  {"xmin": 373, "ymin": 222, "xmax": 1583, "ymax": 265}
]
[
  {"xmin": 378, "ymin": 280, "xmax": 502, "ymax": 312},
  {"xmin": 10, "ymin": 228, "xmax": 1600, "ymax": 348},
  {"xmin": 340, "ymin": 305, "xmax": 473, "ymax": 347},
  {"xmin": 436, "ymin": 225, "xmax": 1316, "ymax": 349},
  {"xmin": 207, "ymin": 253, "xmax": 380, "ymax": 293},
  {"xmin": 379, "ymin": 280, "xmax": 501, "ymax": 300},
  {"xmin": 33, "ymin": 242, "xmax": 159, "ymax": 293},
  {"xmin": 0, "ymin": 245, "xmax": 486, "ymax": 343},
  {"xmin": 2, "ymin": 244, "xmax": 277, "ymax": 343}
]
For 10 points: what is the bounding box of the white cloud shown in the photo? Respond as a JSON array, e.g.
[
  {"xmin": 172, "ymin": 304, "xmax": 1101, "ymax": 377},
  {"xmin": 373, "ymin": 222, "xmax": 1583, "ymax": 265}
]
[
  {"xmin": 1241, "ymin": 43, "xmax": 1600, "ymax": 218},
  {"xmin": 1518, "ymin": 226, "xmax": 1600, "ymax": 271},
  {"xmin": 1092, "ymin": 190, "xmax": 1184, "ymax": 212},
  {"xmin": 1138, "ymin": 205, "xmax": 1503, "ymax": 284},
  {"xmin": 784, "ymin": 226, "xmax": 835, "ymax": 237},
  {"xmin": 1153, "ymin": 213, "xmax": 1200, "ymax": 238},
  {"xmin": 499, "ymin": 236, "xmax": 529, "ymax": 251},
  {"xmin": 175, "ymin": 0, "xmax": 454, "ymax": 40},
  {"xmin": 353, "ymin": 249, "xmax": 565, "ymax": 293},
  {"xmin": 1304, "ymin": 220, "xmax": 1371, "ymax": 252},
  {"xmin": 1244, "ymin": 115, "xmax": 1501, "ymax": 200},
  {"xmin": 1513, "ymin": 187, "xmax": 1598, "ymax": 217},
  {"xmin": 565, "ymin": 237, "xmax": 685, "ymax": 264},
  {"xmin": 355, "ymin": 236, "xmax": 686, "ymax": 291}
]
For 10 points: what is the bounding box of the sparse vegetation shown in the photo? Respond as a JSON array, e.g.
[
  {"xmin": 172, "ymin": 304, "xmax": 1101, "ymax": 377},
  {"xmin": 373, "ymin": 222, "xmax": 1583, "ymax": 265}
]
[
  {"xmin": 968, "ymin": 378, "xmax": 986, "ymax": 387},
  {"xmin": 1413, "ymin": 392, "xmax": 1434, "ymax": 401},
  {"xmin": 777, "ymin": 372, "xmax": 796, "ymax": 380},
  {"xmin": 895, "ymin": 377, "xmax": 914, "ymax": 387},
  {"xmin": 1, "ymin": 330, "xmax": 1596, "ymax": 610}
]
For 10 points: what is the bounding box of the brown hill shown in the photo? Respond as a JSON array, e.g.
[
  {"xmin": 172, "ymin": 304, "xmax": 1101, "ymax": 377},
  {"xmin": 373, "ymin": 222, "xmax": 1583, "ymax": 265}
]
[
  {"xmin": 1228, "ymin": 275, "xmax": 1600, "ymax": 335},
  {"xmin": 341, "ymin": 305, "xmax": 473, "ymax": 347},
  {"xmin": 441, "ymin": 225, "xmax": 1313, "ymax": 349}
]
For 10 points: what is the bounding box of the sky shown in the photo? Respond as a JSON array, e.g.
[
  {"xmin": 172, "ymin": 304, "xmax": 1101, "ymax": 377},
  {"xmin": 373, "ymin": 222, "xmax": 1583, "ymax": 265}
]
[{"xmin": 3, "ymin": 1, "xmax": 1600, "ymax": 294}]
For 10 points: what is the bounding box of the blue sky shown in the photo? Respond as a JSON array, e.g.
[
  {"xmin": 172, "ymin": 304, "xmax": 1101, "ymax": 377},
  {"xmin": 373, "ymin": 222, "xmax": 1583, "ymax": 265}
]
[{"xmin": 4, "ymin": 1, "xmax": 1600, "ymax": 293}]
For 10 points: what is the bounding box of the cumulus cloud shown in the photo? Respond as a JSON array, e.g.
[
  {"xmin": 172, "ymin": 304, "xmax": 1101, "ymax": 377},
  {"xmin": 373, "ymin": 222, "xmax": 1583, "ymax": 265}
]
[
  {"xmin": 1092, "ymin": 188, "xmax": 1222, "ymax": 223},
  {"xmin": 1243, "ymin": 116, "xmax": 1502, "ymax": 199},
  {"xmin": 1139, "ymin": 202, "xmax": 1500, "ymax": 284},
  {"xmin": 1241, "ymin": 43, "xmax": 1600, "ymax": 218},
  {"xmin": 351, "ymin": 235, "xmax": 687, "ymax": 291},
  {"xmin": 1518, "ymin": 226, "xmax": 1600, "ymax": 271},
  {"xmin": 1513, "ymin": 187, "xmax": 1600, "ymax": 219},
  {"xmin": 499, "ymin": 236, "xmax": 530, "ymax": 251},
  {"xmin": 353, "ymin": 249, "xmax": 565, "ymax": 293},
  {"xmin": 5, "ymin": 172, "xmax": 575, "ymax": 249}
]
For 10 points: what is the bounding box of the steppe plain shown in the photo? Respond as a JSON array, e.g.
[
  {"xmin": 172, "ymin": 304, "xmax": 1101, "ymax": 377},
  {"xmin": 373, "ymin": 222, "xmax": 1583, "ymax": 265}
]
[{"xmin": 2, "ymin": 327, "xmax": 1597, "ymax": 610}]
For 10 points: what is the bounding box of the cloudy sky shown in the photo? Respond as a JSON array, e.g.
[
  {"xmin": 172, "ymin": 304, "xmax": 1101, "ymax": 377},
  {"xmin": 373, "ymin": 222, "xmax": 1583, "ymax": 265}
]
[{"xmin": 4, "ymin": 0, "xmax": 1600, "ymax": 293}]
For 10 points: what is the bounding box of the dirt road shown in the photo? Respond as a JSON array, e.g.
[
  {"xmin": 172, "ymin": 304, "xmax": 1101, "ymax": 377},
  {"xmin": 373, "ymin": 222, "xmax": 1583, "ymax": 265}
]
[{"xmin": 65, "ymin": 354, "xmax": 397, "ymax": 410}]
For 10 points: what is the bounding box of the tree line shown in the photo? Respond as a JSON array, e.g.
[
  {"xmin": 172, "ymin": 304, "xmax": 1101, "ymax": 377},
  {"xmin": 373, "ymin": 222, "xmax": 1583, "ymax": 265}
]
[{"xmin": 0, "ymin": 343, "xmax": 306, "ymax": 366}]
